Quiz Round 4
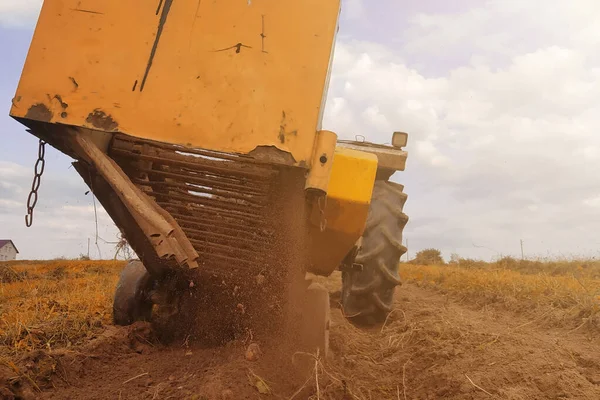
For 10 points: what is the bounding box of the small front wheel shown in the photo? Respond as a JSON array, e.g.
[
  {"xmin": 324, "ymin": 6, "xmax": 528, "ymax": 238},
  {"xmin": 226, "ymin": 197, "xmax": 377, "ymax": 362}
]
[{"xmin": 113, "ymin": 260, "xmax": 154, "ymax": 326}]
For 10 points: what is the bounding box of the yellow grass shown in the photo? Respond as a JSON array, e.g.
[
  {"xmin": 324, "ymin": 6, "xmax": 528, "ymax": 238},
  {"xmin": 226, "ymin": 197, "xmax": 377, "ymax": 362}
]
[
  {"xmin": 2, "ymin": 258, "xmax": 599, "ymax": 359},
  {"xmin": 401, "ymin": 263, "xmax": 600, "ymax": 326},
  {"xmin": 453, "ymin": 256, "xmax": 600, "ymax": 279},
  {"xmin": 0, "ymin": 260, "xmax": 125, "ymax": 356}
]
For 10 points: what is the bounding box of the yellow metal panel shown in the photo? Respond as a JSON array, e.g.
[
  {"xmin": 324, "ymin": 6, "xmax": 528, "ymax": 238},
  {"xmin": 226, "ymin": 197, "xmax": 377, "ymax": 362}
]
[
  {"xmin": 305, "ymin": 130, "xmax": 338, "ymax": 193},
  {"xmin": 10, "ymin": 0, "xmax": 341, "ymax": 167},
  {"xmin": 326, "ymin": 148, "xmax": 378, "ymax": 206},
  {"xmin": 308, "ymin": 148, "xmax": 378, "ymax": 276}
]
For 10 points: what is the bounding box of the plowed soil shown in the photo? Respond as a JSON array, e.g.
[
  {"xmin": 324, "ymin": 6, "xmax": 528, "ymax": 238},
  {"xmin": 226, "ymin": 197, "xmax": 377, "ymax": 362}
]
[{"xmin": 3, "ymin": 272, "xmax": 600, "ymax": 400}]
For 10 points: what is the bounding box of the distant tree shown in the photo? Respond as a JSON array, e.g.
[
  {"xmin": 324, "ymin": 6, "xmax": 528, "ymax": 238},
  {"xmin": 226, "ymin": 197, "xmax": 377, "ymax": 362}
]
[
  {"xmin": 449, "ymin": 253, "xmax": 461, "ymax": 264},
  {"xmin": 412, "ymin": 248, "xmax": 445, "ymax": 265}
]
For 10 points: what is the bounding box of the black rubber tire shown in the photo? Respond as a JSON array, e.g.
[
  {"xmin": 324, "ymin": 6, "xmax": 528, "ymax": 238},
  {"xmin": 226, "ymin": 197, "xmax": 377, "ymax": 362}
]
[
  {"xmin": 341, "ymin": 180, "xmax": 408, "ymax": 326},
  {"xmin": 113, "ymin": 260, "xmax": 154, "ymax": 326}
]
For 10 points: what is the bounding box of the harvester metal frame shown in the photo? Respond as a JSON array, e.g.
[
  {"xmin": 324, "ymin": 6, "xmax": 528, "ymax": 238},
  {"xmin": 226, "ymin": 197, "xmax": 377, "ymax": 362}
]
[{"xmin": 9, "ymin": 0, "xmax": 410, "ymax": 356}]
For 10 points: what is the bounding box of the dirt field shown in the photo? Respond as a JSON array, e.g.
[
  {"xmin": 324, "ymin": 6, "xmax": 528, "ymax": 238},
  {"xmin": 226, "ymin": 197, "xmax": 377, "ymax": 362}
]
[{"xmin": 1, "ymin": 260, "xmax": 600, "ymax": 399}]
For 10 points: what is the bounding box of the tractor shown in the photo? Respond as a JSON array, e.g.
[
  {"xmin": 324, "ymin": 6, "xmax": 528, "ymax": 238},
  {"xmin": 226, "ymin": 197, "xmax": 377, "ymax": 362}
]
[{"xmin": 9, "ymin": 0, "xmax": 408, "ymax": 356}]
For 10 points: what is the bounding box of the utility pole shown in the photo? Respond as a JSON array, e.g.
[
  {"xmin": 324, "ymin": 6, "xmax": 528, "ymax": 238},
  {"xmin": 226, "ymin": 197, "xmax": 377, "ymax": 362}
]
[
  {"xmin": 520, "ymin": 239, "xmax": 524, "ymax": 260},
  {"xmin": 87, "ymin": 238, "xmax": 90, "ymax": 259}
]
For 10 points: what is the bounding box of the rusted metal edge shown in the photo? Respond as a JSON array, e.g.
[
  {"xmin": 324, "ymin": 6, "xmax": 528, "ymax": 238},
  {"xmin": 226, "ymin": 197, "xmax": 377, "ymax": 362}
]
[
  {"xmin": 69, "ymin": 129, "xmax": 199, "ymax": 269},
  {"xmin": 73, "ymin": 161, "xmax": 172, "ymax": 278},
  {"xmin": 113, "ymin": 134, "xmax": 275, "ymax": 166},
  {"xmin": 111, "ymin": 147, "xmax": 275, "ymax": 180}
]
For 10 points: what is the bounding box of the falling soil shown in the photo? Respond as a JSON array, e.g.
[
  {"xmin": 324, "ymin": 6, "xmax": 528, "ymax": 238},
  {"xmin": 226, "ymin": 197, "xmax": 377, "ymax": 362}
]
[
  {"xmin": 143, "ymin": 166, "xmax": 313, "ymax": 350},
  {"xmin": 3, "ymin": 273, "xmax": 600, "ymax": 399}
]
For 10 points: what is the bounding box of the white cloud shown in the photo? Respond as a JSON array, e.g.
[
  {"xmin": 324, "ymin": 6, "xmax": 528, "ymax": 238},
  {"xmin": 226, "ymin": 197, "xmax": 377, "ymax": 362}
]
[
  {"xmin": 583, "ymin": 196, "xmax": 600, "ymax": 208},
  {"xmin": 343, "ymin": 0, "xmax": 365, "ymax": 21},
  {"xmin": 3, "ymin": 0, "xmax": 600, "ymax": 261},
  {"xmin": 0, "ymin": 160, "xmax": 119, "ymax": 259},
  {"xmin": 0, "ymin": 0, "xmax": 42, "ymax": 28},
  {"xmin": 0, "ymin": 199, "xmax": 20, "ymax": 209},
  {"xmin": 402, "ymin": 0, "xmax": 600, "ymax": 69},
  {"xmin": 0, "ymin": 161, "xmax": 28, "ymax": 179},
  {"xmin": 414, "ymin": 140, "xmax": 449, "ymax": 167},
  {"xmin": 322, "ymin": 0, "xmax": 600, "ymax": 260}
]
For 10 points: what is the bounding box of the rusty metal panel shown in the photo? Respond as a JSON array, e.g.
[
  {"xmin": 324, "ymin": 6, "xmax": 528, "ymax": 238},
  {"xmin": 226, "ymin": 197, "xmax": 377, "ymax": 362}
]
[
  {"xmin": 109, "ymin": 133, "xmax": 283, "ymax": 276},
  {"xmin": 10, "ymin": 0, "xmax": 341, "ymax": 167}
]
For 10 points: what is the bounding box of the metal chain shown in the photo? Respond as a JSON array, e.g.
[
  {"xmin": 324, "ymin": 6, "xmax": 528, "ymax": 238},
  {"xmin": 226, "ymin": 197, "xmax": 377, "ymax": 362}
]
[
  {"xmin": 318, "ymin": 195, "xmax": 327, "ymax": 232},
  {"xmin": 25, "ymin": 139, "xmax": 46, "ymax": 227}
]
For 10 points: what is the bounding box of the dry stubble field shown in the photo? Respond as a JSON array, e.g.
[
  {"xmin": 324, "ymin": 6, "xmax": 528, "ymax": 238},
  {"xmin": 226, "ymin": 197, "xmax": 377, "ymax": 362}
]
[{"xmin": 1, "ymin": 258, "xmax": 600, "ymax": 399}]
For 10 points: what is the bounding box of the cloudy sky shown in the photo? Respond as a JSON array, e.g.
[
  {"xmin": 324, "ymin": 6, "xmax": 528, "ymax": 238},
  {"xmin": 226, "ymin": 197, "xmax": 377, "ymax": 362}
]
[{"xmin": 1, "ymin": 0, "xmax": 600, "ymax": 261}]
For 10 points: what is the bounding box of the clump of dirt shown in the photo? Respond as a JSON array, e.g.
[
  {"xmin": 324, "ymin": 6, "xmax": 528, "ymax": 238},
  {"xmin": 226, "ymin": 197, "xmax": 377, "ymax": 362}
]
[
  {"xmin": 0, "ymin": 350, "xmax": 58, "ymax": 399},
  {"xmin": 0, "ymin": 265, "xmax": 27, "ymax": 283},
  {"xmin": 0, "ymin": 321, "xmax": 162, "ymax": 399}
]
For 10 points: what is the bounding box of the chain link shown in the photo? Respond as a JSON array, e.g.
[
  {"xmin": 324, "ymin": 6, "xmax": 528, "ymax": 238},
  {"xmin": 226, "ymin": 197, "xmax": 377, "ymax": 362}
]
[
  {"xmin": 25, "ymin": 139, "xmax": 46, "ymax": 227},
  {"xmin": 318, "ymin": 195, "xmax": 327, "ymax": 232}
]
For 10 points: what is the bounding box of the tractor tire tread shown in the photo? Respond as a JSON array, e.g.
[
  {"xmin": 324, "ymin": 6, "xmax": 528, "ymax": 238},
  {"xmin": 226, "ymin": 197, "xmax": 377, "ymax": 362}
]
[{"xmin": 342, "ymin": 180, "xmax": 408, "ymax": 326}]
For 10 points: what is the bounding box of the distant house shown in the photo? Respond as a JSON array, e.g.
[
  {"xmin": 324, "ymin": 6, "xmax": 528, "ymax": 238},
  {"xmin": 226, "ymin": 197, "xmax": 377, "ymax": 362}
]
[{"xmin": 0, "ymin": 240, "xmax": 19, "ymax": 261}]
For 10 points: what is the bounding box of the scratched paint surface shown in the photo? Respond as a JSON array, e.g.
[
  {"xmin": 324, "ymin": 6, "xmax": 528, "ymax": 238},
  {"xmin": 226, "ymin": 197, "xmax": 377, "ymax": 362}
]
[{"xmin": 10, "ymin": 0, "xmax": 342, "ymax": 167}]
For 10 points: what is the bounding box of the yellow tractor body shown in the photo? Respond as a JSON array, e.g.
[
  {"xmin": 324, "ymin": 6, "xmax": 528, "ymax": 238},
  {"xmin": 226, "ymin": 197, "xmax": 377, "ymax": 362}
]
[{"xmin": 11, "ymin": 0, "xmax": 340, "ymax": 169}]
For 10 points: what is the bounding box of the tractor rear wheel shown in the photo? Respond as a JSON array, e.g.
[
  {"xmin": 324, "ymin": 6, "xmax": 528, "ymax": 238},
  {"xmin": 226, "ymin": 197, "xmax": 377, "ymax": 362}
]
[
  {"xmin": 113, "ymin": 260, "xmax": 154, "ymax": 326},
  {"xmin": 341, "ymin": 180, "xmax": 408, "ymax": 326}
]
